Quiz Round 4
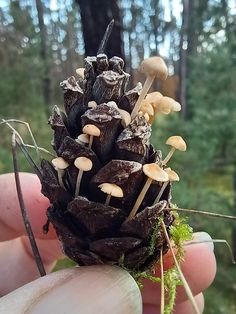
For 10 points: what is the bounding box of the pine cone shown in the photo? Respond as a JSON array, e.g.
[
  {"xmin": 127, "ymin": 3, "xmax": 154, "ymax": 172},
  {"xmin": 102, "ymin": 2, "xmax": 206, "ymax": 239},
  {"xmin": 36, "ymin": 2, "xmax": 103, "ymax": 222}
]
[{"xmin": 40, "ymin": 53, "xmax": 174, "ymax": 272}]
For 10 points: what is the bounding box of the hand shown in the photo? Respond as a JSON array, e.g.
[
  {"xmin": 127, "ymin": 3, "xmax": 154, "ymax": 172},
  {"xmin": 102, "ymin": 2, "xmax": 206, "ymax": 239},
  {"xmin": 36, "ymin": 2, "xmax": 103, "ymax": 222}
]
[{"xmin": 0, "ymin": 173, "xmax": 216, "ymax": 314}]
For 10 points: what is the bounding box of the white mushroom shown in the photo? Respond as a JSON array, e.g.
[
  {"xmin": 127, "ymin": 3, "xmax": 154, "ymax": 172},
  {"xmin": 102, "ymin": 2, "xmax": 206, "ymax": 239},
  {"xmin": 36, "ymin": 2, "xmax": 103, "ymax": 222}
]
[
  {"xmin": 162, "ymin": 136, "xmax": 187, "ymax": 165},
  {"xmin": 118, "ymin": 108, "xmax": 131, "ymax": 128},
  {"xmin": 74, "ymin": 156, "xmax": 93, "ymax": 197},
  {"xmin": 154, "ymin": 168, "xmax": 179, "ymax": 203},
  {"xmin": 98, "ymin": 183, "xmax": 124, "ymax": 206},
  {"xmin": 131, "ymin": 57, "xmax": 168, "ymax": 119},
  {"xmin": 127, "ymin": 163, "xmax": 169, "ymax": 221},
  {"xmin": 76, "ymin": 68, "xmax": 85, "ymax": 79},
  {"xmin": 88, "ymin": 101, "xmax": 97, "ymax": 109},
  {"xmin": 82, "ymin": 124, "xmax": 101, "ymax": 149},
  {"xmin": 51, "ymin": 157, "xmax": 69, "ymax": 190},
  {"xmin": 76, "ymin": 134, "xmax": 90, "ymax": 145}
]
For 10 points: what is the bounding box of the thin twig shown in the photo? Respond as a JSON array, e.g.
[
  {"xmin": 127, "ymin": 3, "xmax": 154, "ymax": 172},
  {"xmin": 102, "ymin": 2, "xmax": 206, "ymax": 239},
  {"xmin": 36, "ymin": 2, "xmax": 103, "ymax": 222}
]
[
  {"xmin": 161, "ymin": 220, "xmax": 200, "ymax": 314},
  {"xmin": 16, "ymin": 141, "xmax": 42, "ymax": 180},
  {"xmin": 165, "ymin": 207, "xmax": 236, "ymax": 221},
  {"xmin": 12, "ymin": 132, "xmax": 46, "ymax": 277}
]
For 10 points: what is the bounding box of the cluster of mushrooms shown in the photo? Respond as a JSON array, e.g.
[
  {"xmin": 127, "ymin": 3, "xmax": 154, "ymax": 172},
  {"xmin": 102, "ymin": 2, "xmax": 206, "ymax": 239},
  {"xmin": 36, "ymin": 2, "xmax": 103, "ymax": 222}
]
[{"xmin": 50, "ymin": 56, "xmax": 187, "ymax": 221}]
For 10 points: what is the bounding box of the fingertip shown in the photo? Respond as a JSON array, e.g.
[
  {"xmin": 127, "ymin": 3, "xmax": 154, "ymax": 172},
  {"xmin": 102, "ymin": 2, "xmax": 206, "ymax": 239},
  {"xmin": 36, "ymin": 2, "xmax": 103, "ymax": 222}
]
[{"xmin": 1, "ymin": 266, "xmax": 142, "ymax": 314}]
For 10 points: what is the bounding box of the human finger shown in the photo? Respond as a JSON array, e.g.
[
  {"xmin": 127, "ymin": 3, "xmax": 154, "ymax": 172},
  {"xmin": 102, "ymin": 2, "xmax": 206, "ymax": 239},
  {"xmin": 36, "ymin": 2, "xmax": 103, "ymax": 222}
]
[
  {"xmin": 142, "ymin": 232, "xmax": 216, "ymax": 304},
  {"xmin": 0, "ymin": 173, "xmax": 55, "ymax": 241},
  {"xmin": 0, "ymin": 236, "xmax": 63, "ymax": 296},
  {"xmin": 0, "ymin": 266, "xmax": 142, "ymax": 314}
]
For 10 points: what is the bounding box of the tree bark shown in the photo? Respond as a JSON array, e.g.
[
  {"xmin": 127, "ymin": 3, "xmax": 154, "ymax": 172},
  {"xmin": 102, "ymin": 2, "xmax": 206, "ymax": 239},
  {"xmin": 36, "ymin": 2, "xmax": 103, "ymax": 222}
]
[
  {"xmin": 179, "ymin": 0, "xmax": 189, "ymax": 119},
  {"xmin": 75, "ymin": 0, "xmax": 125, "ymax": 60},
  {"xmin": 35, "ymin": 0, "xmax": 51, "ymax": 114}
]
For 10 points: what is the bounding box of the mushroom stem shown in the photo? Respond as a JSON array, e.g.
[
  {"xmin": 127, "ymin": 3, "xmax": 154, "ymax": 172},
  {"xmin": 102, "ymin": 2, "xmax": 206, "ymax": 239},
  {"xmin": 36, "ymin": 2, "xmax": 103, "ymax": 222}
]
[
  {"xmin": 88, "ymin": 135, "xmax": 94, "ymax": 149},
  {"xmin": 127, "ymin": 177, "xmax": 153, "ymax": 221},
  {"xmin": 75, "ymin": 169, "xmax": 83, "ymax": 197},
  {"xmin": 131, "ymin": 75, "xmax": 154, "ymax": 119},
  {"xmin": 58, "ymin": 169, "xmax": 66, "ymax": 190},
  {"xmin": 162, "ymin": 147, "xmax": 176, "ymax": 165},
  {"xmin": 105, "ymin": 194, "xmax": 112, "ymax": 206},
  {"xmin": 154, "ymin": 181, "xmax": 169, "ymax": 204}
]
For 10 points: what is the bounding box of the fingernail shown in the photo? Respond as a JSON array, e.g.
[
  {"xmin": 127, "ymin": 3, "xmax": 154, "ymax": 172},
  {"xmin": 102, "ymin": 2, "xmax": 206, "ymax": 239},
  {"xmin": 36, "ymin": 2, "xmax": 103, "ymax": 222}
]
[
  {"xmin": 27, "ymin": 266, "xmax": 142, "ymax": 314},
  {"xmin": 191, "ymin": 232, "xmax": 214, "ymax": 251}
]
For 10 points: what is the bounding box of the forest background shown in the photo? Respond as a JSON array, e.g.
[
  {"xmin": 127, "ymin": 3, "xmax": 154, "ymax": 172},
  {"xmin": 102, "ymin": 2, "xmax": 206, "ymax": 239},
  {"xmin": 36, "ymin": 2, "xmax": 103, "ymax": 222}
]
[{"xmin": 0, "ymin": 1, "xmax": 236, "ymax": 313}]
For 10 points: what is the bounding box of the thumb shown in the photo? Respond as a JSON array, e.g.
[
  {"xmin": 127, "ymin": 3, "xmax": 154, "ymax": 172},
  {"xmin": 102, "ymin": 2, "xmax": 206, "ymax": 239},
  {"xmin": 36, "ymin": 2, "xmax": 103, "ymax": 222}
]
[{"xmin": 0, "ymin": 266, "xmax": 142, "ymax": 314}]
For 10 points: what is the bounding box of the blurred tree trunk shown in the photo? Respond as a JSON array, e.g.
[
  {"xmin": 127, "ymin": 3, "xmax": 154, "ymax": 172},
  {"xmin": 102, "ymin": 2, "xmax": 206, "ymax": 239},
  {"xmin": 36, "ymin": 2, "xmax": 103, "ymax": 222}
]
[
  {"xmin": 75, "ymin": 0, "xmax": 125, "ymax": 60},
  {"xmin": 179, "ymin": 0, "xmax": 189, "ymax": 119},
  {"xmin": 233, "ymin": 163, "xmax": 236, "ymax": 259},
  {"xmin": 35, "ymin": 0, "xmax": 51, "ymax": 114}
]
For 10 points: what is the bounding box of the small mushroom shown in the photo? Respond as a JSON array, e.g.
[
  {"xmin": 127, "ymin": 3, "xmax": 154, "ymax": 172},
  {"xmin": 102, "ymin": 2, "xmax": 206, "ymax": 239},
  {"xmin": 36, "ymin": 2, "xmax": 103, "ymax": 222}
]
[
  {"xmin": 51, "ymin": 157, "xmax": 69, "ymax": 189},
  {"xmin": 140, "ymin": 99, "xmax": 155, "ymax": 116},
  {"xmin": 118, "ymin": 108, "xmax": 131, "ymax": 128},
  {"xmin": 127, "ymin": 163, "xmax": 169, "ymax": 221},
  {"xmin": 98, "ymin": 183, "xmax": 124, "ymax": 206},
  {"xmin": 131, "ymin": 57, "xmax": 168, "ymax": 119},
  {"xmin": 88, "ymin": 101, "xmax": 97, "ymax": 109},
  {"xmin": 162, "ymin": 136, "xmax": 187, "ymax": 165},
  {"xmin": 74, "ymin": 156, "xmax": 93, "ymax": 197},
  {"xmin": 76, "ymin": 68, "xmax": 85, "ymax": 79},
  {"xmin": 76, "ymin": 134, "xmax": 90, "ymax": 145},
  {"xmin": 154, "ymin": 168, "xmax": 179, "ymax": 203},
  {"xmin": 82, "ymin": 124, "xmax": 101, "ymax": 149}
]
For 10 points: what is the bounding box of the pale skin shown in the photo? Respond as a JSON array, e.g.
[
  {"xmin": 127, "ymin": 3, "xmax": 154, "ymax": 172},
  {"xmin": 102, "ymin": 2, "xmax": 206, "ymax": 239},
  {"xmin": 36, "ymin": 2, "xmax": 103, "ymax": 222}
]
[{"xmin": 0, "ymin": 173, "xmax": 216, "ymax": 314}]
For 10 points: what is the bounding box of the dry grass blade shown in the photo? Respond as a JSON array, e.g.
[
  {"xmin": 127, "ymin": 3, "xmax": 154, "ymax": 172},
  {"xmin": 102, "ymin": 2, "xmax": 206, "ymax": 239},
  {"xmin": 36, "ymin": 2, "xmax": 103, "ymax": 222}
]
[
  {"xmin": 160, "ymin": 247, "xmax": 165, "ymax": 314},
  {"xmin": 161, "ymin": 220, "xmax": 201, "ymax": 314},
  {"xmin": 165, "ymin": 207, "xmax": 236, "ymax": 221},
  {"xmin": 1, "ymin": 119, "xmax": 55, "ymax": 157},
  {"xmin": 184, "ymin": 239, "xmax": 236, "ymax": 264},
  {"xmin": 11, "ymin": 131, "xmax": 46, "ymax": 277}
]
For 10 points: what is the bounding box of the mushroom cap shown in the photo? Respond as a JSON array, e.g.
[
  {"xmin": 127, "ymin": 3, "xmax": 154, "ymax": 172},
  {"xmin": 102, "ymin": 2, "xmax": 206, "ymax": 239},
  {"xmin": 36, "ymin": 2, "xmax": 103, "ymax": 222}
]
[
  {"xmin": 98, "ymin": 183, "xmax": 124, "ymax": 198},
  {"xmin": 76, "ymin": 68, "xmax": 85, "ymax": 79},
  {"xmin": 143, "ymin": 163, "xmax": 169, "ymax": 182},
  {"xmin": 140, "ymin": 57, "xmax": 168, "ymax": 80},
  {"xmin": 159, "ymin": 97, "xmax": 176, "ymax": 114},
  {"xmin": 82, "ymin": 124, "xmax": 101, "ymax": 137},
  {"xmin": 164, "ymin": 167, "xmax": 180, "ymax": 182},
  {"xmin": 52, "ymin": 157, "xmax": 69, "ymax": 170},
  {"xmin": 88, "ymin": 101, "xmax": 97, "ymax": 109},
  {"xmin": 171, "ymin": 101, "xmax": 181, "ymax": 112},
  {"xmin": 76, "ymin": 134, "xmax": 90, "ymax": 144},
  {"xmin": 118, "ymin": 108, "xmax": 131, "ymax": 127},
  {"xmin": 74, "ymin": 156, "xmax": 93, "ymax": 171},
  {"xmin": 146, "ymin": 91, "xmax": 163, "ymax": 105},
  {"xmin": 140, "ymin": 99, "xmax": 155, "ymax": 116},
  {"xmin": 166, "ymin": 136, "xmax": 187, "ymax": 151}
]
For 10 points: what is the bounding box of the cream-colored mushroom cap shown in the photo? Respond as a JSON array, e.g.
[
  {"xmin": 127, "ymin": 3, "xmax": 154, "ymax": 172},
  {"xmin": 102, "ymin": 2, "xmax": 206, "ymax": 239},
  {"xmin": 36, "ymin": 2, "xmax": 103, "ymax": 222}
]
[
  {"xmin": 159, "ymin": 97, "xmax": 176, "ymax": 114},
  {"xmin": 143, "ymin": 163, "xmax": 169, "ymax": 182},
  {"xmin": 74, "ymin": 156, "xmax": 93, "ymax": 171},
  {"xmin": 166, "ymin": 136, "xmax": 187, "ymax": 151},
  {"xmin": 140, "ymin": 99, "xmax": 155, "ymax": 116},
  {"xmin": 98, "ymin": 183, "xmax": 124, "ymax": 198},
  {"xmin": 82, "ymin": 124, "xmax": 101, "ymax": 137},
  {"xmin": 164, "ymin": 167, "xmax": 180, "ymax": 182},
  {"xmin": 140, "ymin": 57, "xmax": 168, "ymax": 80},
  {"xmin": 52, "ymin": 157, "xmax": 69, "ymax": 170},
  {"xmin": 171, "ymin": 101, "xmax": 181, "ymax": 112},
  {"xmin": 76, "ymin": 134, "xmax": 90, "ymax": 144},
  {"xmin": 76, "ymin": 68, "xmax": 85, "ymax": 79},
  {"xmin": 88, "ymin": 101, "xmax": 97, "ymax": 109},
  {"xmin": 146, "ymin": 91, "xmax": 163, "ymax": 104},
  {"xmin": 118, "ymin": 108, "xmax": 131, "ymax": 127}
]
